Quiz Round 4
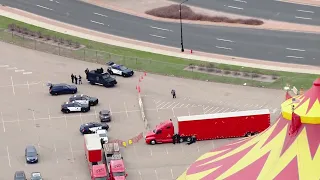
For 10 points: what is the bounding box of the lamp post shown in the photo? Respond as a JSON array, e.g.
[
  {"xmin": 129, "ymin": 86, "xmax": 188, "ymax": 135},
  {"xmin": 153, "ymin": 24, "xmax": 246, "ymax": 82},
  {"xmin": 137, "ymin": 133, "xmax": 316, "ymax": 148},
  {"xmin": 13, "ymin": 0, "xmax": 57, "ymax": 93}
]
[{"xmin": 180, "ymin": 0, "xmax": 188, "ymax": 52}]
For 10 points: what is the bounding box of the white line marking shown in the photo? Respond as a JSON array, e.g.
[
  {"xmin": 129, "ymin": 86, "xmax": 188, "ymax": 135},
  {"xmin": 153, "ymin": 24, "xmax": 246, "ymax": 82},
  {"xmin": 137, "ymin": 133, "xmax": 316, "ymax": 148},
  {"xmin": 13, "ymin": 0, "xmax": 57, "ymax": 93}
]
[
  {"xmin": 185, "ymin": 104, "xmax": 190, "ymax": 108},
  {"xmin": 16, "ymin": 112, "xmax": 21, "ymax": 131},
  {"xmin": 234, "ymin": 0, "xmax": 247, "ymax": 3},
  {"xmin": 159, "ymin": 102, "xmax": 171, "ymax": 109},
  {"xmin": 197, "ymin": 146, "xmax": 200, "ymax": 152},
  {"xmin": 167, "ymin": 102, "xmax": 177, "ymax": 109},
  {"xmin": 227, "ymin": 5, "xmax": 243, "ymax": 10},
  {"xmin": 48, "ymin": 108, "xmax": 52, "ymax": 126},
  {"xmin": 32, "ymin": 110, "xmax": 36, "ymax": 127},
  {"xmin": 297, "ymin": 9, "xmax": 314, "ymax": 13},
  {"xmin": 210, "ymin": 107, "xmax": 220, "ymax": 113},
  {"xmin": 286, "ymin": 55, "xmax": 304, "ymax": 59},
  {"xmin": 94, "ymin": 106, "xmax": 98, "ymax": 119},
  {"xmin": 7, "ymin": 67, "xmax": 17, "ymax": 70},
  {"xmin": 171, "ymin": 169, "xmax": 174, "ymax": 179},
  {"xmin": 93, "ymin": 12, "xmax": 108, "ymax": 17},
  {"xmin": 216, "ymin": 46, "xmax": 232, "ymax": 50},
  {"xmin": 90, "ymin": 20, "xmax": 104, "ymax": 25},
  {"xmin": 155, "ymin": 169, "xmax": 159, "ymax": 180},
  {"xmin": 69, "ymin": 141, "xmax": 75, "ymax": 163},
  {"xmin": 0, "ymin": 65, "xmax": 9, "ymax": 67},
  {"xmin": 64, "ymin": 115, "xmax": 67, "ymax": 128},
  {"xmin": 172, "ymin": 108, "xmax": 176, "ymax": 117},
  {"xmin": 154, "ymin": 100, "xmax": 161, "ymax": 104},
  {"xmin": 177, "ymin": 104, "xmax": 185, "ymax": 108},
  {"xmin": 295, "ymin": 16, "xmax": 312, "ymax": 20},
  {"xmin": 216, "ymin": 108, "xmax": 225, "ymax": 113},
  {"xmin": 1, "ymin": 112, "xmax": 5, "ymax": 132},
  {"xmin": 79, "ymin": 113, "xmax": 83, "ymax": 124},
  {"xmin": 36, "ymin": 4, "xmax": 53, "ymax": 11},
  {"xmin": 6, "ymin": 146, "xmax": 11, "ymax": 167},
  {"xmin": 156, "ymin": 101, "xmax": 166, "ymax": 108},
  {"xmin": 53, "ymin": 144, "xmax": 57, "ymax": 152},
  {"xmin": 222, "ymin": 108, "xmax": 230, "ymax": 112},
  {"xmin": 149, "ymin": 148, "xmax": 153, "ymax": 156},
  {"xmin": 138, "ymin": 170, "xmax": 143, "ymax": 180},
  {"xmin": 172, "ymin": 103, "xmax": 182, "ymax": 109},
  {"xmin": 124, "ymin": 102, "xmax": 129, "ymax": 118},
  {"xmin": 286, "ymin": 48, "xmax": 305, "ymax": 52},
  {"xmin": 204, "ymin": 107, "xmax": 215, "ymax": 114},
  {"xmin": 15, "ymin": 69, "xmax": 24, "ymax": 72},
  {"xmin": 27, "ymin": 81, "xmax": 30, "ymax": 94},
  {"xmin": 165, "ymin": 148, "xmax": 169, "ymax": 154},
  {"xmin": 216, "ymin": 38, "xmax": 234, "ymax": 42},
  {"xmin": 109, "ymin": 104, "xmax": 112, "ymax": 115},
  {"xmin": 23, "ymin": 72, "xmax": 32, "ymax": 75},
  {"xmin": 188, "ymin": 108, "xmax": 191, "ymax": 116},
  {"xmin": 149, "ymin": 34, "xmax": 166, "ymax": 39},
  {"xmin": 55, "ymin": 1, "xmax": 60, "ymax": 3},
  {"xmin": 149, "ymin": 26, "xmax": 173, "ymax": 32}
]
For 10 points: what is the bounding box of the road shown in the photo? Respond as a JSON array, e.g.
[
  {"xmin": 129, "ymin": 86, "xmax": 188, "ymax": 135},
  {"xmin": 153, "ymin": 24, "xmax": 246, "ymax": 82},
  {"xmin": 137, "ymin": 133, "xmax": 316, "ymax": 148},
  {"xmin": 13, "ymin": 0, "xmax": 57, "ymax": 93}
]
[
  {"xmin": 1, "ymin": 0, "xmax": 320, "ymax": 66},
  {"xmin": 171, "ymin": 0, "xmax": 320, "ymax": 25}
]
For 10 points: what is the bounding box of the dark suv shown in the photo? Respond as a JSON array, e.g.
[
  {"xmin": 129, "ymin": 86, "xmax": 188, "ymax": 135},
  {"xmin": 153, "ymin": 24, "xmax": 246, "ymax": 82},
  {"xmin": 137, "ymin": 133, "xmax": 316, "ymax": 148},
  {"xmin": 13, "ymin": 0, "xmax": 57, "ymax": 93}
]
[
  {"xmin": 86, "ymin": 68, "xmax": 117, "ymax": 87},
  {"xmin": 25, "ymin": 145, "xmax": 38, "ymax": 164},
  {"xmin": 49, "ymin": 83, "xmax": 77, "ymax": 95}
]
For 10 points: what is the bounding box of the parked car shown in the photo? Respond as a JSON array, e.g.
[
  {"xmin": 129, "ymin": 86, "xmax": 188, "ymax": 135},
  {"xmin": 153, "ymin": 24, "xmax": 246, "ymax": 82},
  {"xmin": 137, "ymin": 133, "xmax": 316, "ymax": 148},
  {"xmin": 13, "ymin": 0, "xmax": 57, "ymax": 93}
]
[
  {"xmin": 14, "ymin": 171, "xmax": 26, "ymax": 180},
  {"xmin": 30, "ymin": 172, "xmax": 43, "ymax": 180},
  {"xmin": 79, "ymin": 122, "xmax": 109, "ymax": 134},
  {"xmin": 107, "ymin": 61, "xmax": 134, "ymax": 77},
  {"xmin": 61, "ymin": 101, "xmax": 90, "ymax": 113},
  {"xmin": 49, "ymin": 83, "xmax": 77, "ymax": 95},
  {"xmin": 69, "ymin": 94, "xmax": 99, "ymax": 106},
  {"xmin": 85, "ymin": 68, "xmax": 117, "ymax": 87},
  {"xmin": 25, "ymin": 145, "xmax": 38, "ymax": 164},
  {"xmin": 99, "ymin": 110, "xmax": 111, "ymax": 122}
]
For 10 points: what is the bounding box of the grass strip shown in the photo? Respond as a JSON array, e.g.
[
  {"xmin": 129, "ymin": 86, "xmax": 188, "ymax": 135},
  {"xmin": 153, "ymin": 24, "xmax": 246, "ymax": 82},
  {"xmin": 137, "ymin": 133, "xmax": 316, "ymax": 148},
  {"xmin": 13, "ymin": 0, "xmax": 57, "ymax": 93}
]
[{"xmin": 0, "ymin": 16, "xmax": 318, "ymax": 89}]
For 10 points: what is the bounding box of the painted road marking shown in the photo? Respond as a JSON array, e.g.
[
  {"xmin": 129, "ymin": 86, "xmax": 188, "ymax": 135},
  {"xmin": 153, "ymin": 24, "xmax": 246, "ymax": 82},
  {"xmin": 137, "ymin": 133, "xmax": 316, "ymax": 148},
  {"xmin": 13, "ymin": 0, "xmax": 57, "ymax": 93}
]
[
  {"xmin": 286, "ymin": 56, "xmax": 304, "ymax": 59},
  {"xmin": 15, "ymin": 69, "xmax": 25, "ymax": 72},
  {"xmin": 295, "ymin": 16, "xmax": 312, "ymax": 20},
  {"xmin": 216, "ymin": 38, "xmax": 234, "ymax": 42},
  {"xmin": 93, "ymin": 12, "xmax": 108, "ymax": 18},
  {"xmin": 150, "ymin": 26, "xmax": 173, "ymax": 32},
  {"xmin": 7, "ymin": 67, "xmax": 17, "ymax": 70},
  {"xmin": 36, "ymin": 4, "xmax": 53, "ymax": 11},
  {"xmin": 297, "ymin": 9, "xmax": 314, "ymax": 13},
  {"xmin": 0, "ymin": 65, "xmax": 9, "ymax": 67},
  {"xmin": 227, "ymin": 5, "xmax": 243, "ymax": 10},
  {"xmin": 216, "ymin": 46, "xmax": 232, "ymax": 50},
  {"xmin": 149, "ymin": 34, "xmax": 166, "ymax": 39},
  {"xmin": 234, "ymin": 0, "xmax": 247, "ymax": 3},
  {"xmin": 90, "ymin": 20, "xmax": 105, "ymax": 25},
  {"xmin": 286, "ymin": 47, "xmax": 306, "ymax": 52},
  {"xmin": 23, "ymin": 72, "xmax": 33, "ymax": 75}
]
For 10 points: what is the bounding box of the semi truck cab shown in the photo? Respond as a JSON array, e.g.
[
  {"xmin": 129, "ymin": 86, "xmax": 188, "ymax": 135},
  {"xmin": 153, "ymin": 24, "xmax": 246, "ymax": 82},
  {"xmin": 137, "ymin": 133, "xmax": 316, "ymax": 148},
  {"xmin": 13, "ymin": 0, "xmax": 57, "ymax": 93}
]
[
  {"xmin": 109, "ymin": 159, "xmax": 128, "ymax": 180},
  {"xmin": 145, "ymin": 120, "xmax": 175, "ymax": 145}
]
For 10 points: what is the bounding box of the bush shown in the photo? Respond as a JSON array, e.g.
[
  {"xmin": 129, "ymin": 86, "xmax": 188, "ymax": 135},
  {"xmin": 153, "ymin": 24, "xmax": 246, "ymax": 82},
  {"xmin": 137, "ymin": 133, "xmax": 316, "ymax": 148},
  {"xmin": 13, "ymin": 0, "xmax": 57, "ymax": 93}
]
[
  {"xmin": 272, "ymin": 75, "xmax": 278, "ymax": 80},
  {"xmin": 44, "ymin": 35, "xmax": 51, "ymax": 41},
  {"xmin": 30, "ymin": 31, "xmax": 36, "ymax": 37},
  {"xmin": 59, "ymin": 38, "xmax": 64, "ymax": 44},
  {"xmin": 16, "ymin": 26, "xmax": 22, "ymax": 33},
  {"xmin": 206, "ymin": 68, "xmax": 215, "ymax": 72},
  {"xmin": 8, "ymin": 24, "xmax": 16, "ymax": 31},
  {"xmin": 251, "ymin": 73, "xmax": 260, "ymax": 78},
  {"xmin": 66, "ymin": 39, "xmax": 73, "ymax": 46},
  {"xmin": 198, "ymin": 66, "xmax": 205, "ymax": 71},
  {"xmin": 52, "ymin": 36, "xmax": 58, "ymax": 42},
  {"xmin": 223, "ymin": 70, "xmax": 231, "ymax": 75},
  {"xmin": 216, "ymin": 69, "xmax": 222, "ymax": 73},
  {"xmin": 22, "ymin": 28, "xmax": 29, "ymax": 35},
  {"xmin": 243, "ymin": 72, "xmax": 250, "ymax": 77},
  {"xmin": 146, "ymin": 5, "xmax": 264, "ymax": 25},
  {"xmin": 37, "ymin": 31, "xmax": 43, "ymax": 38},
  {"xmin": 206, "ymin": 63, "xmax": 215, "ymax": 69},
  {"xmin": 233, "ymin": 71, "xmax": 241, "ymax": 76}
]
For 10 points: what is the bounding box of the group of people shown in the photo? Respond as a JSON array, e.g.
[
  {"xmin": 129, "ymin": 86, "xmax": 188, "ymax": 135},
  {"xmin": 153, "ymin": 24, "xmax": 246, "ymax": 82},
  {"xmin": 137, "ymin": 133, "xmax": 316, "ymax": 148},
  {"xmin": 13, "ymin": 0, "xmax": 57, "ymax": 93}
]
[{"xmin": 71, "ymin": 74, "xmax": 82, "ymax": 84}]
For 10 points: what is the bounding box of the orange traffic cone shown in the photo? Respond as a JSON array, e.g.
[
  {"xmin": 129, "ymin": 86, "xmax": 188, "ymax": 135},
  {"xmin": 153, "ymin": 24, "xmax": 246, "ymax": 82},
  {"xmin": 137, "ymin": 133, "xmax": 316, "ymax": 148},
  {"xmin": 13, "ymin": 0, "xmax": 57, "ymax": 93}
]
[
  {"xmin": 141, "ymin": 75, "xmax": 144, "ymax": 80},
  {"xmin": 144, "ymin": 72, "xmax": 147, "ymax": 76}
]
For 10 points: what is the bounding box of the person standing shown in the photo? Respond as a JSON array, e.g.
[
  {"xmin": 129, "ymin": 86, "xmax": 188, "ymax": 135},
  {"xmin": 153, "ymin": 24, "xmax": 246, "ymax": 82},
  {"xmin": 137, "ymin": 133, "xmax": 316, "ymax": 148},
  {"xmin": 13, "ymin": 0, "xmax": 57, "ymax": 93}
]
[
  {"xmin": 74, "ymin": 75, "xmax": 78, "ymax": 84},
  {"xmin": 71, "ymin": 74, "xmax": 75, "ymax": 83},
  {"xmin": 78, "ymin": 75, "xmax": 82, "ymax": 84},
  {"xmin": 171, "ymin": 89, "xmax": 176, "ymax": 99}
]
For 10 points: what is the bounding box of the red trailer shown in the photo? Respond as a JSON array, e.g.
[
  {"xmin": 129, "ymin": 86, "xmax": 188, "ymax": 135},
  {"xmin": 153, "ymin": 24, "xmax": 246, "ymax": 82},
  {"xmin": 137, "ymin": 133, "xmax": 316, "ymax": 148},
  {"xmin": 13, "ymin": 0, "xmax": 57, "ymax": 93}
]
[{"xmin": 145, "ymin": 109, "xmax": 270, "ymax": 145}]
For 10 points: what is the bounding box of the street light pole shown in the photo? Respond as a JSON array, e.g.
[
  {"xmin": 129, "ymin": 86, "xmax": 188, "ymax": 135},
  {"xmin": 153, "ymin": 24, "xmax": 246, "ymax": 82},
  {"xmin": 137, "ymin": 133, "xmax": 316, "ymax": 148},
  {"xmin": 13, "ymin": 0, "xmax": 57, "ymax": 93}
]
[{"xmin": 180, "ymin": 0, "xmax": 188, "ymax": 52}]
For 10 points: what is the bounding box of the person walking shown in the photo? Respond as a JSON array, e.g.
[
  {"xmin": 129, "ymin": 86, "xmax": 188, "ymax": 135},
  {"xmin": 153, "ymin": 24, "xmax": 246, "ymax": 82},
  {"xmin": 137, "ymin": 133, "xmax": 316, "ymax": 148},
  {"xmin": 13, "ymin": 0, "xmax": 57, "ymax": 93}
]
[
  {"xmin": 74, "ymin": 75, "xmax": 78, "ymax": 85},
  {"xmin": 78, "ymin": 75, "xmax": 82, "ymax": 84},
  {"xmin": 71, "ymin": 74, "xmax": 75, "ymax": 83},
  {"xmin": 171, "ymin": 89, "xmax": 176, "ymax": 99}
]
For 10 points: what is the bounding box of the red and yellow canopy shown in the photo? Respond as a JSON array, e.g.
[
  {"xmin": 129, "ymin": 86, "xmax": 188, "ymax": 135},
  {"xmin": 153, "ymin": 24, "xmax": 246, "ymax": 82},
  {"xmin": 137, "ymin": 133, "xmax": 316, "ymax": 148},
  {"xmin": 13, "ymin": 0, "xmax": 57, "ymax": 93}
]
[{"xmin": 178, "ymin": 78, "xmax": 320, "ymax": 180}]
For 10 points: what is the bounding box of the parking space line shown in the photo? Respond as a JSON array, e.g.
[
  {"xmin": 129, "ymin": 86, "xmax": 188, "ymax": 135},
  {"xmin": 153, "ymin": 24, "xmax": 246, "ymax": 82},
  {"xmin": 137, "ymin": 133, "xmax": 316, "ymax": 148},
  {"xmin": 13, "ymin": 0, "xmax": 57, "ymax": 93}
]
[
  {"xmin": 158, "ymin": 102, "xmax": 171, "ymax": 109},
  {"xmin": 26, "ymin": 81, "xmax": 31, "ymax": 94},
  {"xmin": 216, "ymin": 108, "xmax": 225, "ymax": 113},
  {"xmin": 124, "ymin": 102, "xmax": 129, "ymax": 118},
  {"xmin": 138, "ymin": 170, "xmax": 142, "ymax": 180},
  {"xmin": 197, "ymin": 146, "xmax": 200, "ymax": 152},
  {"xmin": 210, "ymin": 107, "xmax": 220, "ymax": 113},
  {"xmin": 53, "ymin": 143, "xmax": 59, "ymax": 163},
  {"xmin": 48, "ymin": 108, "xmax": 52, "ymax": 126},
  {"xmin": 10, "ymin": 76, "xmax": 15, "ymax": 95},
  {"xmin": 171, "ymin": 169, "xmax": 174, "ymax": 179},
  {"xmin": 156, "ymin": 101, "xmax": 166, "ymax": 107},
  {"xmin": 6, "ymin": 146, "xmax": 11, "ymax": 167},
  {"xmin": 79, "ymin": 113, "xmax": 83, "ymax": 124},
  {"xmin": 94, "ymin": 106, "xmax": 98, "ymax": 119},
  {"xmin": 185, "ymin": 104, "xmax": 190, "ymax": 108},
  {"xmin": 109, "ymin": 104, "xmax": 112, "ymax": 115},
  {"xmin": 172, "ymin": 108, "xmax": 176, "ymax": 117},
  {"xmin": 187, "ymin": 108, "xmax": 191, "ymax": 116},
  {"xmin": 64, "ymin": 115, "xmax": 68, "ymax": 128},
  {"xmin": 32, "ymin": 110, "xmax": 36, "ymax": 127},
  {"xmin": 1, "ymin": 112, "xmax": 5, "ymax": 132},
  {"xmin": 222, "ymin": 108, "xmax": 230, "ymax": 113},
  {"xmin": 154, "ymin": 100, "xmax": 161, "ymax": 104},
  {"xmin": 69, "ymin": 141, "xmax": 75, "ymax": 163},
  {"xmin": 204, "ymin": 106, "xmax": 214, "ymax": 114},
  {"xmin": 149, "ymin": 148, "xmax": 153, "ymax": 156},
  {"xmin": 16, "ymin": 112, "xmax": 21, "ymax": 131},
  {"xmin": 165, "ymin": 148, "xmax": 169, "ymax": 154},
  {"xmin": 154, "ymin": 169, "xmax": 159, "ymax": 180},
  {"xmin": 167, "ymin": 102, "xmax": 177, "ymax": 109},
  {"xmin": 176, "ymin": 104, "xmax": 184, "ymax": 108}
]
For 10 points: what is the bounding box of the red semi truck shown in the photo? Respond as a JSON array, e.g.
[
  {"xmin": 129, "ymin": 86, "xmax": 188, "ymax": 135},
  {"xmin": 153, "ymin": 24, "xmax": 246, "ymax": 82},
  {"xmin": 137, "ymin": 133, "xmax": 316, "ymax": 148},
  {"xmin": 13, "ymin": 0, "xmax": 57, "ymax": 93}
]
[
  {"xmin": 84, "ymin": 134, "xmax": 127, "ymax": 180},
  {"xmin": 145, "ymin": 109, "xmax": 270, "ymax": 145}
]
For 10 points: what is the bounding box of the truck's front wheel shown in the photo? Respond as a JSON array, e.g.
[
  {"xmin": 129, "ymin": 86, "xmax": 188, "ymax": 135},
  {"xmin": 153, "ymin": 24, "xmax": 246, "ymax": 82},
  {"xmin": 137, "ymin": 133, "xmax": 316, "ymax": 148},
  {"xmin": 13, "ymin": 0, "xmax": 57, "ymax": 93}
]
[{"xmin": 150, "ymin": 140, "xmax": 156, "ymax": 145}]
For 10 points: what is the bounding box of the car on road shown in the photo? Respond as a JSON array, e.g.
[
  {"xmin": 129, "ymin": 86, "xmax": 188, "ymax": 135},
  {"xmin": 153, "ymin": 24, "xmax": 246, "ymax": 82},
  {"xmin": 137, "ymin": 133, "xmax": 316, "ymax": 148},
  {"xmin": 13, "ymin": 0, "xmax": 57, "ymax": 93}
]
[
  {"xmin": 107, "ymin": 61, "xmax": 134, "ymax": 77},
  {"xmin": 25, "ymin": 145, "xmax": 38, "ymax": 164},
  {"xmin": 49, "ymin": 83, "xmax": 77, "ymax": 95},
  {"xmin": 69, "ymin": 94, "xmax": 99, "ymax": 106},
  {"xmin": 86, "ymin": 68, "xmax": 117, "ymax": 87},
  {"xmin": 14, "ymin": 171, "xmax": 26, "ymax": 180},
  {"xmin": 61, "ymin": 101, "xmax": 90, "ymax": 113},
  {"xmin": 99, "ymin": 110, "xmax": 111, "ymax": 122},
  {"xmin": 30, "ymin": 172, "xmax": 43, "ymax": 180},
  {"xmin": 96, "ymin": 129, "xmax": 108, "ymax": 143},
  {"xmin": 79, "ymin": 122, "xmax": 109, "ymax": 134}
]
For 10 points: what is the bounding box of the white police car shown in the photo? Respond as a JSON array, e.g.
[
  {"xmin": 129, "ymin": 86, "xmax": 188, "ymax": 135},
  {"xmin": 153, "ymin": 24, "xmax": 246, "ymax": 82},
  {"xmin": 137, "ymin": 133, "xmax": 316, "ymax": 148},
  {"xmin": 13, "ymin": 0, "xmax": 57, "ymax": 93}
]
[
  {"xmin": 61, "ymin": 101, "xmax": 90, "ymax": 113},
  {"xmin": 69, "ymin": 94, "xmax": 99, "ymax": 106},
  {"xmin": 107, "ymin": 61, "xmax": 134, "ymax": 77}
]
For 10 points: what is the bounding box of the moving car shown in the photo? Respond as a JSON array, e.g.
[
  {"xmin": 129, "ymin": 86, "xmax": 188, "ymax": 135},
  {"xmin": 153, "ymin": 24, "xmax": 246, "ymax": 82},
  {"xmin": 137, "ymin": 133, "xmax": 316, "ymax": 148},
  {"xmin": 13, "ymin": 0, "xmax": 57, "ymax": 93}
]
[
  {"xmin": 99, "ymin": 110, "xmax": 111, "ymax": 122},
  {"xmin": 30, "ymin": 172, "xmax": 43, "ymax": 180},
  {"xmin": 25, "ymin": 145, "xmax": 38, "ymax": 164},
  {"xmin": 14, "ymin": 171, "xmax": 26, "ymax": 180},
  {"xmin": 49, "ymin": 83, "xmax": 77, "ymax": 95},
  {"xmin": 86, "ymin": 68, "xmax": 117, "ymax": 87},
  {"xmin": 79, "ymin": 122, "xmax": 109, "ymax": 134},
  {"xmin": 96, "ymin": 129, "xmax": 108, "ymax": 143},
  {"xmin": 61, "ymin": 101, "xmax": 90, "ymax": 113},
  {"xmin": 69, "ymin": 94, "xmax": 99, "ymax": 106},
  {"xmin": 107, "ymin": 61, "xmax": 134, "ymax": 77}
]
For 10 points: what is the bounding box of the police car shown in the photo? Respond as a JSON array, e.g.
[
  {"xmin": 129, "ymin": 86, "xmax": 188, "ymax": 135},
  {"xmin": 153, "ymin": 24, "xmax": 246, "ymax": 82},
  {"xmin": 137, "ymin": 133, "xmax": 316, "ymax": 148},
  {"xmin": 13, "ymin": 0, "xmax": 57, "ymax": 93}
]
[
  {"xmin": 61, "ymin": 101, "xmax": 90, "ymax": 113},
  {"xmin": 79, "ymin": 122, "xmax": 109, "ymax": 134},
  {"xmin": 69, "ymin": 94, "xmax": 99, "ymax": 106},
  {"xmin": 107, "ymin": 61, "xmax": 134, "ymax": 77}
]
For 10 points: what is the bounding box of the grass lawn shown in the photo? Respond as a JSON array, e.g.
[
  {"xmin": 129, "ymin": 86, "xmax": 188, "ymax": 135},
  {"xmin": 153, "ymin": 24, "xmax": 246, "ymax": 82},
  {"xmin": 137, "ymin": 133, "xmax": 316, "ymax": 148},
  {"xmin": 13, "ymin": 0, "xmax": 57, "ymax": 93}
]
[{"xmin": 0, "ymin": 16, "xmax": 318, "ymax": 89}]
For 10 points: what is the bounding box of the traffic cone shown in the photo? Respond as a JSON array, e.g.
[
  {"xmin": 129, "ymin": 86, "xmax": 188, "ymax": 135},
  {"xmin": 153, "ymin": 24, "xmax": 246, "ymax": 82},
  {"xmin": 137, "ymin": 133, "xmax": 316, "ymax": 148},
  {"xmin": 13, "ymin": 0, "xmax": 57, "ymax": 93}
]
[
  {"xmin": 141, "ymin": 75, "xmax": 144, "ymax": 80},
  {"xmin": 190, "ymin": 49, "xmax": 193, "ymax": 54},
  {"xmin": 144, "ymin": 72, "xmax": 147, "ymax": 76},
  {"xmin": 139, "ymin": 78, "xmax": 141, "ymax": 82},
  {"xmin": 138, "ymin": 86, "xmax": 141, "ymax": 93}
]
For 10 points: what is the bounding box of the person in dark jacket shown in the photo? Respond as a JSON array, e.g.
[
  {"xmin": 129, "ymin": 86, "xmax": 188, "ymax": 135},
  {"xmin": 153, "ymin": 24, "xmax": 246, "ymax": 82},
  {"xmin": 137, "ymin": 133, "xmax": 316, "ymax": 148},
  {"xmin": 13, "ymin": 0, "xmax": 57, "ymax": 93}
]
[
  {"xmin": 74, "ymin": 75, "xmax": 78, "ymax": 84},
  {"xmin": 78, "ymin": 75, "xmax": 82, "ymax": 84},
  {"xmin": 71, "ymin": 74, "xmax": 75, "ymax": 83},
  {"xmin": 171, "ymin": 89, "xmax": 176, "ymax": 98}
]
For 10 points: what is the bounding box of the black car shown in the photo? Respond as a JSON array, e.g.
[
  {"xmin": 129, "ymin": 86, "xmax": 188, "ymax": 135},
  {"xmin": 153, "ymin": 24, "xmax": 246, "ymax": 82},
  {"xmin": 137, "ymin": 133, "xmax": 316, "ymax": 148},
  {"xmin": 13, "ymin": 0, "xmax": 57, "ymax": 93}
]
[
  {"xmin": 14, "ymin": 171, "xmax": 26, "ymax": 180},
  {"xmin": 99, "ymin": 110, "xmax": 111, "ymax": 122},
  {"xmin": 69, "ymin": 94, "xmax": 99, "ymax": 106},
  {"xmin": 86, "ymin": 68, "xmax": 117, "ymax": 87},
  {"xmin": 49, "ymin": 83, "xmax": 77, "ymax": 95},
  {"xmin": 79, "ymin": 122, "xmax": 109, "ymax": 134},
  {"xmin": 107, "ymin": 61, "xmax": 134, "ymax": 77},
  {"xmin": 25, "ymin": 145, "xmax": 38, "ymax": 164},
  {"xmin": 61, "ymin": 101, "xmax": 90, "ymax": 113}
]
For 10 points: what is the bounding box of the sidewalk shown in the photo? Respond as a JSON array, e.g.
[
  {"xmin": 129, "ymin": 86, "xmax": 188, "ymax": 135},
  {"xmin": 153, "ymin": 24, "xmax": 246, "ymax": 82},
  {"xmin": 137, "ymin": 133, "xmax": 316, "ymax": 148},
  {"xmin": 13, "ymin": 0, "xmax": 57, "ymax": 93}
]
[{"xmin": 0, "ymin": 6, "xmax": 319, "ymax": 75}]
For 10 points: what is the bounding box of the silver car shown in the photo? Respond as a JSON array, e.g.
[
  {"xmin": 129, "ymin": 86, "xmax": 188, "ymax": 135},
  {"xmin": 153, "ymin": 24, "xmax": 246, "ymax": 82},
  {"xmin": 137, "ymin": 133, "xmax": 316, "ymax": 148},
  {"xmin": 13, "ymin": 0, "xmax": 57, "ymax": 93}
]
[
  {"xmin": 99, "ymin": 110, "xmax": 111, "ymax": 122},
  {"xmin": 30, "ymin": 172, "xmax": 43, "ymax": 180}
]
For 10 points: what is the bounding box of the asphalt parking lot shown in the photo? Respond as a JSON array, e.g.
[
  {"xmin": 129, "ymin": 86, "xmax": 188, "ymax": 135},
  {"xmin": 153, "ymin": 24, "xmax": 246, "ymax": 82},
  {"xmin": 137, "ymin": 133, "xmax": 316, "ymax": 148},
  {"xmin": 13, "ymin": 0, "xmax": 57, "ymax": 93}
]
[{"xmin": 0, "ymin": 42, "xmax": 285, "ymax": 180}]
